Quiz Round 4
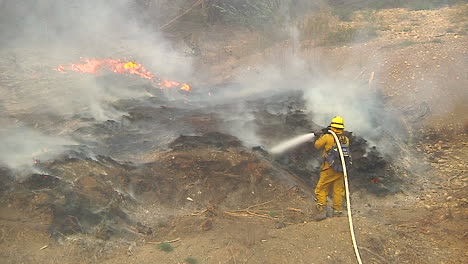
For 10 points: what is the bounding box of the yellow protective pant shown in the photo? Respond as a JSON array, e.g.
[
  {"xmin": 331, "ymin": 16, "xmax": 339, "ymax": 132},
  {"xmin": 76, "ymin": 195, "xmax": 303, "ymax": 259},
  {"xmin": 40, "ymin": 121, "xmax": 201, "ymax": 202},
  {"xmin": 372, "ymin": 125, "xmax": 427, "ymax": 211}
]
[{"xmin": 315, "ymin": 168, "xmax": 345, "ymax": 211}]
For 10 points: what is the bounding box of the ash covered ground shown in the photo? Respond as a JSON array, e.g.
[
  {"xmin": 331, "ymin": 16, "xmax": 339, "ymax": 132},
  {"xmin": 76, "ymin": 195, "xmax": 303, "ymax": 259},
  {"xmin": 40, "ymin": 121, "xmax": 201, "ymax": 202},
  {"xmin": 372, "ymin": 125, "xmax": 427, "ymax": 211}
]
[
  {"xmin": 0, "ymin": 65, "xmax": 434, "ymax": 264},
  {"xmin": 1, "ymin": 1, "xmax": 467, "ymax": 264},
  {"xmin": 0, "ymin": 73, "xmax": 402, "ymax": 239}
]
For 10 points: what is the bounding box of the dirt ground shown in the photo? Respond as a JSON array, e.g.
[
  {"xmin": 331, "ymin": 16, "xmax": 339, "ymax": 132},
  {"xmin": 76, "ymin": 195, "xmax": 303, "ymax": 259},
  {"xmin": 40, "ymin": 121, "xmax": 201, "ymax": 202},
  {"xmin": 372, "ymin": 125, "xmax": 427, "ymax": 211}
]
[{"xmin": 1, "ymin": 5, "xmax": 467, "ymax": 264}]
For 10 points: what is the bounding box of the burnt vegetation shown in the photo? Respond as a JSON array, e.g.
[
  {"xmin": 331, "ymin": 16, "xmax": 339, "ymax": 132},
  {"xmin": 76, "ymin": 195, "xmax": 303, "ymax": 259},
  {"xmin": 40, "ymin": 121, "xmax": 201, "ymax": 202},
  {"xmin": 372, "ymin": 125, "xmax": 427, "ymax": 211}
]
[
  {"xmin": 0, "ymin": 1, "xmax": 466, "ymax": 263},
  {"xmin": 0, "ymin": 84, "xmax": 401, "ymax": 239},
  {"xmin": 0, "ymin": 0, "xmax": 414, "ymax": 242}
]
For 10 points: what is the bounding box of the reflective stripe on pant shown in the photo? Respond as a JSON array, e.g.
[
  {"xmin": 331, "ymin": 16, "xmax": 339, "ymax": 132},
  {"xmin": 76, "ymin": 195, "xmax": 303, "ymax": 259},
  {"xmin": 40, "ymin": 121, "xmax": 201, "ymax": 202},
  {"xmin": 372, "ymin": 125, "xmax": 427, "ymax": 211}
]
[{"xmin": 315, "ymin": 168, "xmax": 345, "ymax": 211}]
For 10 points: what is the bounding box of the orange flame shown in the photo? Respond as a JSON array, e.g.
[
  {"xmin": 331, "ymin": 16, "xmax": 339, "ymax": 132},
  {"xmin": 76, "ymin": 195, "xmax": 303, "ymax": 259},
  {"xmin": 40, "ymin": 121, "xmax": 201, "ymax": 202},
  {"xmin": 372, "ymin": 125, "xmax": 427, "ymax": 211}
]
[
  {"xmin": 180, "ymin": 84, "xmax": 191, "ymax": 91},
  {"xmin": 55, "ymin": 58, "xmax": 190, "ymax": 91}
]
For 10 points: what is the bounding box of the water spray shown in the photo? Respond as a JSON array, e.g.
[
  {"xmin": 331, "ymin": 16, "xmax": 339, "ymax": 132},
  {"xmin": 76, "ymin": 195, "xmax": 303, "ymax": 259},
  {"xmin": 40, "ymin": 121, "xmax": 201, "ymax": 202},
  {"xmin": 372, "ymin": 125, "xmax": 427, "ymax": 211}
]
[{"xmin": 269, "ymin": 133, "xmax": 316, "ymax": 155}]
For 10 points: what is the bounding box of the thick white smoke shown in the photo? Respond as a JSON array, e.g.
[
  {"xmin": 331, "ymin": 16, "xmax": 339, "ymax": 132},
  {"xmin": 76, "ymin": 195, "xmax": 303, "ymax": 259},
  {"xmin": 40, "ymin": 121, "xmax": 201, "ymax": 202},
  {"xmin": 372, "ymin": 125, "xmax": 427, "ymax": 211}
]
[
  {"xmin": 203, "ymin": 29, "xmax": 407, "ymax": 155},
  {"xmin": 0, "ymin": 119, "xmax": 76, "ymax": 172}
]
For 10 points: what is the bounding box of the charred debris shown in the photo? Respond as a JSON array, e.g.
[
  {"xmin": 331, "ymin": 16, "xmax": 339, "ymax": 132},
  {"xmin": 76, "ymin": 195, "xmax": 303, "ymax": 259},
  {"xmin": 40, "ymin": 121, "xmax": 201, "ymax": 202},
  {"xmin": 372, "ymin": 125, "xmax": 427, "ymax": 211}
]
[{"xmin": 0, "ymin": 84, "xmax": 404, "ymax": 240}]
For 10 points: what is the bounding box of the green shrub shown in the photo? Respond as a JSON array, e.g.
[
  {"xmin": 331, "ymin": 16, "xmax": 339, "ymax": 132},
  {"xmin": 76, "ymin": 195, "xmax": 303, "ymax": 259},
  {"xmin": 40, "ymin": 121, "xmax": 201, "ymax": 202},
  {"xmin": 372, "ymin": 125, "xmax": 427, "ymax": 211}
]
[
  {"xmin": 322, "ymin": 25, "xmax": 359, "ymax": 45},
  {"xmin": 267, "ymin": 211, "xmax": 279, "ymax": 217},
  {"xmin": 185, "ymin": 257, "xmax": 198, "ymax": 264},
  {"xmin": 399, "ymin": 40, "xmax": 417, "ymax": 47},
  {"xmin": 429, "ymin": 39, "xmax": 444, "ymax": 44},
  {"xmin": 332, "ymin": 7, "xmax": 355, "ymax": 21},
  {"xmin": 158, "ymin": 242, "xmax": 174, "ymax": 252}
]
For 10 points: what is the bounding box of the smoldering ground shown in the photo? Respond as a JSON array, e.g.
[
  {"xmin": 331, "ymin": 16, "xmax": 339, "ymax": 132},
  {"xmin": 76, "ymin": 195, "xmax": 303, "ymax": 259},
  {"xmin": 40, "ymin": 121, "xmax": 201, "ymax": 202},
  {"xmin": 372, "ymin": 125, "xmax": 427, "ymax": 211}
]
[
  {"xmin": 0, "ymin": 118, "xmax": 76, "ymax": 173},
  {"xmin": 0, "ymin": 0, "xmax": 196, "ymax": 169},
  {"xmin": 200, "ymin": 49, "xmax": 407, "ymax": 158},
  {"xmin": 0, "ymin": 2, "xmax": 424, "ymax": 250},
  {"xmin": 0, "ymin": 0, "xmax": 193, "ymax": 120},
  {"xmin": 0, "ymin": 1, "xmax": 410, "ymax": 173}
]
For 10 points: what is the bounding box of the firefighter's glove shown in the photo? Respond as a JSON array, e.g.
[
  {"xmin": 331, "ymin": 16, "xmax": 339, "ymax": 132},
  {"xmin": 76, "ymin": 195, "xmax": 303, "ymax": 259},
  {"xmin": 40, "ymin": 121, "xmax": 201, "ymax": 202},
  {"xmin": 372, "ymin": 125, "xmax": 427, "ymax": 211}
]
[
  {"xmin": 312, "ymin": 127, "xmax": 330, "ymax": 138},
  {"xmin": 312, "ymin": 130, "xmax": 322, "ymax": 138},
  {"xmin": 321, "ymin": 126, "xmax": 331, "ymax": 134}
]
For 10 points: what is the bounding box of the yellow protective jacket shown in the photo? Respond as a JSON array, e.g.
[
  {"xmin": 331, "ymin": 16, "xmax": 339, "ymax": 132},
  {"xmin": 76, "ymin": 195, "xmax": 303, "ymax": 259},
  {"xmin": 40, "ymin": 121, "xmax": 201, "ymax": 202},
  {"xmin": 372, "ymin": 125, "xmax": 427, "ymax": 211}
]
[{"xmin": 314, "ymin": 132, "xmax": 350, "ymax": 171}]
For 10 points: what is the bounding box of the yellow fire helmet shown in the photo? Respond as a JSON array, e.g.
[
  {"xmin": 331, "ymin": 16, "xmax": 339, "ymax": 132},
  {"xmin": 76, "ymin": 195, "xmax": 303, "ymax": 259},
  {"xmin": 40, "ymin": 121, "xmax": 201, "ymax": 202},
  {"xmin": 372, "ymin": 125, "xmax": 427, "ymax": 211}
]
[{"xmin": 330, "ymin": 116, "xmax": 345, "ymax": 129}]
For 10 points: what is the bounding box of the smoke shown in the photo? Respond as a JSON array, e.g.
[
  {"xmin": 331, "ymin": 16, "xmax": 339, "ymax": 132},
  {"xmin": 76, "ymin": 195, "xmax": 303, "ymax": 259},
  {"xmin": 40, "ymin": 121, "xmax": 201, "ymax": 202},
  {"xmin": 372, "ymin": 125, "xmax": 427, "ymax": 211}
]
[
  {"xmin": 0, "ymin": 0, "xmax": 193, "ymax": 121},
  {"xmin": 0, "ymin": 1, "xmax": 414, "ymax": 170},
  {"xmin": 0, "ymin": 0, "xmax": 197, "ymax": 170},
  {"xmin": 216, "ymin": 101, "xmax": 261, "ymax": 146},
  {"xmin": 200, "ymin": 10, "xmax": 408, "ymax": 156},
  {"xmin": 303, "ymin": 75, "xmax": 398, "ymax": 135},
  {"xmin": 0, "ymin": 119, "xmax": 76, "ymax": 173}
]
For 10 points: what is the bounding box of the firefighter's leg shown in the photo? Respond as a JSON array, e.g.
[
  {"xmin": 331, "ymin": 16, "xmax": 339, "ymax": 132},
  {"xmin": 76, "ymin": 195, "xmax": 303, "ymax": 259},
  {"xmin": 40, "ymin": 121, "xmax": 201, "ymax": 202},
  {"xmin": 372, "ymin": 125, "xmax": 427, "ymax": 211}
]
[
  {"xmin": 314, "ymin": 169, "xmax": 342, "ymax": 221},
  {"xmin": 315, "ymin": 169, "xmax": 335, "ymax": 207},
  {"xmin": 331, "ymin": 171, "xmax": 345, "ymax": 213}
]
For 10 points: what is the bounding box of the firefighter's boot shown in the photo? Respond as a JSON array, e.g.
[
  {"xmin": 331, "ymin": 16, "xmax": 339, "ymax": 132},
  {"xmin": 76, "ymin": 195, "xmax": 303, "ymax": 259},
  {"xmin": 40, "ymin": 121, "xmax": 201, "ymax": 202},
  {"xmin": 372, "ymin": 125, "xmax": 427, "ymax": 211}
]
[
  {"xmin": 333, "ymin": 210, "xmax": 346, "ymax": 217},
  {"xmin": 312, "ymin": 204, "xmax": 327, "ymax": 221}
]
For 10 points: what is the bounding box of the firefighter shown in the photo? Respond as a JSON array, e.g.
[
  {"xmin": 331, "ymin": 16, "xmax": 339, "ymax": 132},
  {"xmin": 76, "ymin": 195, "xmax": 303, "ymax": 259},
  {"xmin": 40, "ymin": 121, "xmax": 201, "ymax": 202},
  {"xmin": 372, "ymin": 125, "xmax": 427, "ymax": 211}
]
[{"xmin": 312, "ymin": 116, "xmax": 350, "ymax": 221}]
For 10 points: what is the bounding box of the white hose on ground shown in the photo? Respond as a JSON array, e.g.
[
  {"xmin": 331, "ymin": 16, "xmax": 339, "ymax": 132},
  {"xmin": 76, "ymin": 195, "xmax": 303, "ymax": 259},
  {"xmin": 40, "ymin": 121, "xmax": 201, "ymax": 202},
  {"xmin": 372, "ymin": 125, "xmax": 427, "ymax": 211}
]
[{"xmin": 329, "ymin": 130, "xmax": 363, "ymax": 264}]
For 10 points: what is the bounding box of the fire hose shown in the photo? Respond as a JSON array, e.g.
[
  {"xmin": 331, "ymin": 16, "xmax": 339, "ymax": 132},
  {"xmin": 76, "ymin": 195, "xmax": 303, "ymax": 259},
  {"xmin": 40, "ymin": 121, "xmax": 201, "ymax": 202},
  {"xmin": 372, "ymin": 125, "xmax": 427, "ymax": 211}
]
[{"xmin": 329, "ymin": 130, "xmax": 363, "ymax": 264}]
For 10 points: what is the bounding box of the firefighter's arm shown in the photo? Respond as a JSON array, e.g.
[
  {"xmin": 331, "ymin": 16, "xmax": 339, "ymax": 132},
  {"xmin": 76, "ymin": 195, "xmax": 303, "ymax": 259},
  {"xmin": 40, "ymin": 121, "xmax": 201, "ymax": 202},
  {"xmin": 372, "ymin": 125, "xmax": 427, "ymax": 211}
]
[{"xmin": 314, "ymin": 134, "xmax": 327, "ymax": 150}]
